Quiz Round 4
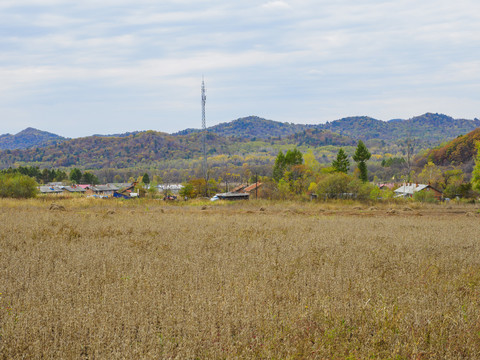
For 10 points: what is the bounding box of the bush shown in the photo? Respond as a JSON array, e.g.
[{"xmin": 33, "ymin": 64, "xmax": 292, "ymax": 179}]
[
  {"xmin": 317, "ymin": 172, "xmax": 352, "ymax": 199},
  {"xmin": 348, "ymin": 179, "xmax": 376, "ymax": 200},
  {"xmin": 444, "ymin": 183, "xmax": 478, "ymax": 199},
  {"xmin": 0, "ymin": 173, "xmax": 38, "ymax": 198},
  {"xmin": 413, "ymin": 190, "xmax": 436, "ymax": 203}
]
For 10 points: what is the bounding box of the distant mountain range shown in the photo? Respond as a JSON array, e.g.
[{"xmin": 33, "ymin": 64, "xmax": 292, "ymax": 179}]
[
  {"xmin": 0, "ymin": 127, "xmax": 66, "ymax": 150},
  {"xmin": 320, "ymin": 113, "xmax": 480, "ymax": 143},
  {"xmin": 175, "ymin": 113, "xmax": 480, "ymax": 144},
  {"xmin": 1, "ymin": 113, "xmax": 479, "ymax": 169},
  {"xmin": 175, "ymin": 115, "xmax": 316, "ymax": 139},
  {"xmin": 2, "ymin": 113, "xmax": 479, "ymax": 150}
]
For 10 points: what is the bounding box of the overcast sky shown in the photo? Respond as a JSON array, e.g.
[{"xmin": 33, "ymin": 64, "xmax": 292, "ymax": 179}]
[{"xmin": 1, "ymin": 0, "xmax": 479, "ymax": 137}]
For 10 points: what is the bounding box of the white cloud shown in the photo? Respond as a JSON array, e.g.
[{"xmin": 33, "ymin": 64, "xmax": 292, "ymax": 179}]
[
  {"xmin": 0, "ymin": 0, "xmax": 480, "ymax": 136},
  {"xmin": 262, "ymin": 1, "xmax": 290, "ymax": 10}
]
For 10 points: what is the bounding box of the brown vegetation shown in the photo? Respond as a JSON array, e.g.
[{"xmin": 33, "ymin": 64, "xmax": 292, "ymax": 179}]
[
  {"xmin": 426, "ymin": 127, "xmax": 480, "ymax": 166},
  {"xmin": 1, "ymin": 199, "xmax": 480, "ymax": 358}
]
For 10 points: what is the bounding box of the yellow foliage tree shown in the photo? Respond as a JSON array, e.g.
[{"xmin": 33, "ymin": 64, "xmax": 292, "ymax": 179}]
[{"xmin": 418, "ymin": 162, "xmax": 443, "ymax": 189}]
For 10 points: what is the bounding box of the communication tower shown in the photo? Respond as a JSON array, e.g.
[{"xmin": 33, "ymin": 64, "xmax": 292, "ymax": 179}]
[{"xmin": 201, "ymin": 78, "xmax": 208, "ymax": 194}]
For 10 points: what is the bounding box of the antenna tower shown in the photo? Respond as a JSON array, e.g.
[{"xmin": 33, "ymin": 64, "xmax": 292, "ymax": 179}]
[{"xmin": 201, "ymin": 78, "xmax": 208, "ymax": 194}]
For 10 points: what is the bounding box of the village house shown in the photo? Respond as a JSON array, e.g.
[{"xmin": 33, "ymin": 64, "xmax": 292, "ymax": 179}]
[
  {"xmin": 230, "ymin": 184, "xmax": 248, "ymax": 193},
  {"xmin": 37, "ymin": 182, "xmax": 136, "ymax": 198},
  {"xmin": 113, "ymin": 183, "xmax": 137, "ymax": 198},
  {"xmin": 394, "ymin": 183, "xmax": 443, "ymax": 200},
  {"xmin": 85, "ymin": 184, "xmax": 119, "ymax": 196},
  {"xmin": 62, "ymin": 185, "xmax": 86, "ymax": 195},
  {"xmin": 212, "ymin": 182, "xmax": 263, "ymax": 201},
  {"xmin": 378, "ymin": 183, "xmax": 397, "ymax": 190},
  {"xmin": 157, "ymin": 184, "xmax": 183, "ymax": 195},
  {"xmin": 231, "ymin": 182, "xmax": 262, "ymax": 195},
  {"xmin": 242, "ymin": 182, "xmax": 262, "ymax": 198},
  {"xmin": 38, "ymin": 185, "xmax": 64, "ymax": 195}
]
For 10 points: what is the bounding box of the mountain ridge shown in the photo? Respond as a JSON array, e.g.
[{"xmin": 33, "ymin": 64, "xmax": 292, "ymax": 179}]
[
  {"xmin": 3, "ymin": 113, "xmax": 479, "ymax": 149},
  {"xmin": 173, "ymin": 115, "xmax": 315, "ymax": 139},
  {"xmin": 174, "ymin": 113, "xmax": 480, "ymax": 144},
  {"xmin": 1, "ymin": 113, "xmax": 479, "ymax": 171},
  {"xmin": 0, "ymin": 127, "xmax": 66, "ymax": 150}
]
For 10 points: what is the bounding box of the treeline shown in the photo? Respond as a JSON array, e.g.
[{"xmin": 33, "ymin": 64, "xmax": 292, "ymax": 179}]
[
  {"xmin": 0, "ymin": 166, "xmax": 100, "ymax": 185},
  {"xmin": 0, "ymin": 166, "xmax": 67, "ymax": 184}
]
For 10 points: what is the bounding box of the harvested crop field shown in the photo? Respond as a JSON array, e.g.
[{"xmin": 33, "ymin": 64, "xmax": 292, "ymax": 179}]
[{"xmin": 1, "ymin": 199, "xmax": 480, "ymax": 359}]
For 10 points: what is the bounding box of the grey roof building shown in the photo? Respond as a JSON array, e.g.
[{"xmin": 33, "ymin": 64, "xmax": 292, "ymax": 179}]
[
  {"xmin": 38, "ymin": 186, "xmax": 64, "ymax": 194},
  {"xmin": 63, "ymin": 186, "xmax": 86, "ymax": 193}
]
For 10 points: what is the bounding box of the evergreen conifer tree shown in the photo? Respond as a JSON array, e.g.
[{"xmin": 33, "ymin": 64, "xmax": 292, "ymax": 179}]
[
  {"xmin": 332, "ymin": 148, "xmax": 350, "ymax": 173},
  {"xmin": 273, "ymin": 149, "xmax": 303, "ymax": 181},
  {"xmin": 142, "ymin": 173, "xmax": 150, "ymax": 184},
  {"xmin": 273, "ymin": 151, "xmax": 286, "ymax": 182},
  {"xmin": 353, "ymin": 141, "xmax": 371, "ymax": 182},
  {"xmin": 69, "ymin": 168, "xmax": 82, "ymax": 184}
]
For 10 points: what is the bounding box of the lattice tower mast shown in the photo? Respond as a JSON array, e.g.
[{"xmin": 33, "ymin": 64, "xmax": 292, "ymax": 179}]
[{"xmin": 201, "ymin": 79, "xmax": 208, "ymax": 189}]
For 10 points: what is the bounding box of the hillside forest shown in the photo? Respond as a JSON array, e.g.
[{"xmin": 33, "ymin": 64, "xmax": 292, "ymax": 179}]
[{"xmin": 1, "ymin": 113, "xmax": 480, "ymax": 200}]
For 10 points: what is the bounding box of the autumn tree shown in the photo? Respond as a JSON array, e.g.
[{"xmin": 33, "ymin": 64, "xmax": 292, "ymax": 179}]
[
  {"xmin": 332, "ymin": 148, "xmax": 350, "ymax": 173},
  {"xmin": 417, "ymin": 161, "xmax": 443, "ymax": 189},
  {"xmin": 442, "ymin": 169, "xmax": 465, "ymax": 198},
  {"xmin": 189, "ymin": 178, "xmax": 207, "ymax": 198},
  {"xmin": 471, "ymin": 142, "xmax": 480, "ymax": 192},
  {"xmin": 303, "ymin": 149, "xmax": 320, "ymax": 174},
  {"xmin": 353, "ymin": 141, "xmax": 371, "ymax": 182},
  {"xmin": 147, "ymin": 179, "xmax": 159, "ymax": 198},
  {"xmin": 179, "ymin": 183, "xmax": 195, "ymax": 199},
  {"xmin": 0, "ymin": 173, "xmax": 38, "ymax": 198}
]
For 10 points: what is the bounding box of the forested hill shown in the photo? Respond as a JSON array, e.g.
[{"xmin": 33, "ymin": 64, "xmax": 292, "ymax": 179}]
[
  {"xmin": 0, "ymin": 127, "xmax": 359, "ymax": 169},
  {"xmin": 318, "ymin": 116, "xmax": 389, "ymax": 140},
  {"xmin": 287, "ymin": 129, "xmax": 356, "ymax": 147},
  {"xmin": 176, "ymin": 113, "xmax": 480, "ymax": 144},
  {"xmin": 175, "ymin": 116, "xmax": 314, "ymax": 139},
  {"xmin": 423, "ymin": 127, "xmax": 480, "ymax": 166},
  {"xmin": 0, "ymin": 127, "xmax": 66, "ymax": 150},
  {"xmin": 1, "ymin": 113, "xmax": 479, "ymax": 170},
  {"xmin": 317, "ymin": 113, "xmax": 480, "ymax": 143},
  {"xmin": 3, "ymin": 113, "xmax": 478, "ymax": 150},
  {"xmin": 0, "ymin": 131, "xmax": 233, "ymax": 169}
]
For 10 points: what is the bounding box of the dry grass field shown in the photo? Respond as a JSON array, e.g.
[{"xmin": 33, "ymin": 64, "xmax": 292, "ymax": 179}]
[{"xmin": 1, "ymin": 198, "xmax": 480, "ymax": 359}]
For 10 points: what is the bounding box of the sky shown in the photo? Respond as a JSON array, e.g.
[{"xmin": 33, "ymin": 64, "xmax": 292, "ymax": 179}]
[{"xmin": 1, "ymin": 0, "xmax": 479, "ymax": 138}]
